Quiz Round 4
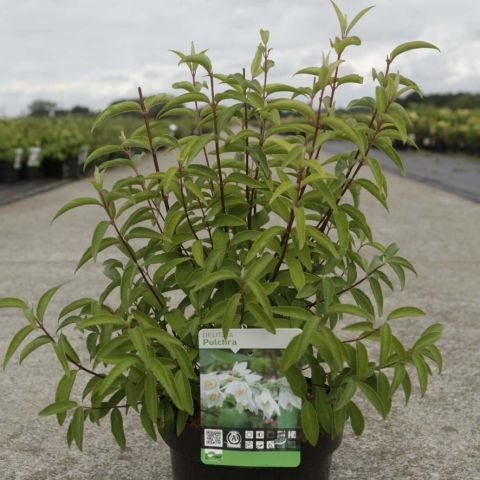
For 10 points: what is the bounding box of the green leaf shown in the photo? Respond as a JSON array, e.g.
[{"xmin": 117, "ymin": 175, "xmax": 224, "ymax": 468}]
[
  {"xmin": 244, "ymin": 254, "xmax": 274, "ymax": 281},
  {"xmin": 379, "ymin": 323, "xmax": 392, "ymax": 366},
  {"xmin": 260, "ymin": 29, "xmax": 270, "ymax": 45},
  {"xmin": 322, "ymin": 116, "xmax": 366, "ymax": 156},
  {"xmin": 284, "ymin": 256, "xmax": 305, "ymax": 291},
  {"xmin": 245, "ymin": 226, "xmax": 283, "ymax": 264},
  {"xmin": 53, "ymin": 342, "xmax": 71, "ymax": 377},
  {"xmin": 19, "ymin": 335, "xmax": 52, "ymax": 363},
  {"xmin": 212, "ymin": 214, "xmax": 245, "ymax": 228},
  {"xmin": 369, "ymin": 277, "xmax": 383, "ymax": 317},
  {"xmin": 226, "ymin": 172, "xmax": 264, "ymax": 189},
  {"xmin": 306, "ymin": 226, "xmax": 339, "ymax": 259},
  {"xmin": 411, "ymin": 353, "xmax": 429, "ymax": 396},
  {"xmin": 191, "ymin": 240, "xmax": 205, "ymax": 267},
  {"xmin": 400, "ymin": 370, "xmax": 412, "ymax": 405},
  {"xmin": 332, "ymin": 210, "xmax": 349, "ymax": 250},
  {"xmin": 72, "ymin": 407, "xmax": 85, "ymax": 451},
  {"xmin": 191, "ymin": 270, "xmax": 239, "ymax": 292},
  {"xmin": 58, "ymin": 297, "xmax": 96, "ymax": 320},
  {"xmin": 179, "ymin": 53, "xmax": 212, "ymax": 73},
  {"xmin": 281, "ymin": 334, "xmax": 303, "ymax": 371},
  {"xmin": 140, "ymin": 405, "xmax": 157, "ymax": 441},
  {"xmin": 284, "ymin": 366, "xmax": 307, "ymax": 397},
  {"xmin": 129, "ymin": 328, "xmax": 149, "ymax": 363},
  {"xmin": 389, "ymin": 364, "xmax": 406, "ymax": 395},
  {"xmin": 247, "ymin": 303, "xmax": 275, "ymax": 334},
  {"xmin": 99, "ymin": 357, "xmax": 138, "ymax": 397},
  {"xmin": 334, "ymin": 381, "xmax": 357, "ymax": 411},
  {"xmin": 272, "ymin": 306, "xmax": 314, "ymax": 322},
  {"xmin": 91, "ymin": 221, "xmax": 111, "ymax": 262},
  {"xmin": 145, "ymin": 372, "xmax": 158, "ymax": 422},
  {"xmin": 348, "ymin": 401, "xmax": 365, "ymax": 435},
  {"xmin": 222, "ymin": 293, "xmax": 241, "ymax": 339},
  {"xmin": 330, "ymin": 0, "xmax": 347, "ymax": 33},
  {"xmin": 150, "ymin": 358, "xmax": 181, "ymax": 408},
  {"xmin": 39, "ymin": 400, "xmax": 78, "ymax": 416},
  {"xmin": 111, "ymin": 409, "xmax": 127, "ymax": 448},
  {"xmin": 328, "ymin": 303, "xmax": 371, "ymax": 320},
  {"xmin": 419, "ymin": 346, "xmax": 440, "ymax": 377},
  {"xmin": 389, "ymin": 41, "xmax": 440, "ymax": 62},
  {"xmin": 337, "ymin": 74, "xmax": 364, "ymax": 86},
  {"xmin": 175, "ymin": 370, "xmax": 194, "ymax": 415},
  {"xmin": 294, "ymin": 207, "xmax": 306, "ymax": 249},
  {"xmin": 176, "ymin": 410, "xmax": 189, "ymax": 437},
  {"xmin": 245, "ymin": 279, "xmax": 272, "ymax": 318},
  {"xmin": 387, "ymin": 306, "xmax": 425, "ymax": 321},
  {"xmin": 92, "ymin": 101, "xmax": 141, "ymax": 131},
  {"xmin": 346, "ymin": 6, "xmax": 375, "ymax": 34},
  {"xmin": 268, "ymin": 99, "xmax": 316, "ymax": 120},
  {"xmin": 84, "ymin": 145, "xmax": 124, "ymax": 170},
  {"xmin": 0, "ymin": 297, "xmax": 28, "ymax": 310},
  {"xmin": 55, "ymin": 371, "xmax": 77, "ymax": 425},
  {"xmin": 375, "ymin": 138, "xmax": 405, "ymax": 175},
  {"xmin": 301, "ymin": 400, "xmax": 319, "ymax": 445},
  {"xmin": 3, "ymin": 324, "xmax": 34, "ymax": 369},
  {"xmin": 77, "ymin": 314, "xmax": 125, "ymax": 329},
  {"xmin": 375, "ymin": 86, "xmax": 387, "ymax": 115},
  {"xmin": 412, "ymin": 323, "xmax": 443, "ymax": 351},
  {"xmin": 355, "ymin": 342, "xmax": 369, "ymax": 380},
  {"xmin": 36, "ymin": 284, "xmax": 62, "ymax": 322},
  {"xmin": 251, "ymin": 44, "xmax": 264, "ymax": 78},
  {"xmin": 52, "ymin": 197, "xmax": 101, "ymax": 221},
  {"xmin": 269, "ymin": 179, "xmax": 295, "ymax": 205},
  {"xmin": 358, "ymin": 382, "xmax": 386, "ymax": 418}
]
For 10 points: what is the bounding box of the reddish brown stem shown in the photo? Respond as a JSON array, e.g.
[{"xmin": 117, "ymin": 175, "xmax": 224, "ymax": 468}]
[{"xmin": 208, "ymin": 73, "xmax": 226, "ymax": 213}]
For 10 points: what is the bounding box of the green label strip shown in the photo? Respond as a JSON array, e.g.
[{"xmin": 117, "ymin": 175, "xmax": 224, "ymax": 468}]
[{"xmin": 201, "ymin": 448, "xmax": 300, "ymax": 468}]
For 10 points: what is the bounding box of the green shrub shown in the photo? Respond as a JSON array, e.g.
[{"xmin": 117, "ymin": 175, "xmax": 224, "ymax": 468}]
[{"xmin": 1, "ymin": 2, "xmax": 442, "ymax": 451}]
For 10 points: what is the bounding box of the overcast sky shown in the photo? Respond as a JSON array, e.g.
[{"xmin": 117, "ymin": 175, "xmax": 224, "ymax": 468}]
[{"xmin": 0, "ymin": 0, "xmax": 478, "ymax": 116}]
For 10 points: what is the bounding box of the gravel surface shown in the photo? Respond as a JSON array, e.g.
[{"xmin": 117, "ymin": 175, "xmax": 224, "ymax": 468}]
[{"xmin": 0, "ymin": 154, "xmax": 479, "ymax": 479}]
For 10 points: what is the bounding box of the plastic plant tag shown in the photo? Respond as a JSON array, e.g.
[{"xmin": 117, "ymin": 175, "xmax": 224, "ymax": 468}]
[{"xmin": 199, "ymin": 328, "xmax": 302, "ymax": 468}]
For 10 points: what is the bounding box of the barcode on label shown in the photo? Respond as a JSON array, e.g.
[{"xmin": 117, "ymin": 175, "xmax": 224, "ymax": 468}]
[{"xmin": 204, "ymin": 429, "xmax": 223, "ymax": 448}]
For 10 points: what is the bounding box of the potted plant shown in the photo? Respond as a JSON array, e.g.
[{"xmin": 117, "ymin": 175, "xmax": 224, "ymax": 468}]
[
  {"xmin": 0, "ymin": 122, "xmax": 23, "ymax": 184},
  {"xmin": 0, "ymin": 3, "xmax": 443, "ymax": 479},
  {"xmin": 41, "ymin": 119, "xmax": 87, "ymax": 179}
]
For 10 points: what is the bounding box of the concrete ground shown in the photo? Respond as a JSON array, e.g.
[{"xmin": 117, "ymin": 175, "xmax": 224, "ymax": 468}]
[{"xmin": 0, "ymin": 154, "xmax": 479, "ymax": 479}]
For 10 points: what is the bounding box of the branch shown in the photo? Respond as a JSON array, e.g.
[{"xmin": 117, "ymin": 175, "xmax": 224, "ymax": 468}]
[
  {"xmin": 208, "ymin": 73, "xmax": 226, "ymax": 213},
  {"xmin": 99, "ymin": 192, "xmax": 166, "ymax": 309},
  {"xmin": 137, "ymin": 86, "xmax": 170, "ymax": 212},
  {"xmin": 36, "ymin": 322, "xmax": 104, "ymax": 378}
]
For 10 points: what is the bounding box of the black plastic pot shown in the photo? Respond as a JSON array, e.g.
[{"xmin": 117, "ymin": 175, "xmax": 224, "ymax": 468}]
[
  {"xmin": 66, "ymin": 157, "xmax": 81, "ymax": 180},
  {"xmin": 0, "ymin": 162, "xmax": 18, "ymax": 183},
  {"xmin": 166, "ymin": 425, "xmax": 342, "ymax": 480},
  {"xmin": 43, "ymin": 158, "xmax": 64, "ymax": 178},
  {"xmin": 24, "ymin": 166, "xmax": 42, "ymax": 180}
]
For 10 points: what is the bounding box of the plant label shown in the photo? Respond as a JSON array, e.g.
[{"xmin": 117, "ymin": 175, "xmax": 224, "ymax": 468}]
[
  {"xmin": 14, "ymin": 148, "xmax": 23, "ymax": 170},
  {"xmin": 199, "ymin": 328, "xmax": 302, "ymax": 468},
  {"xmin": 27, "ymin": 147, "xmax": 41, "ymax": 167}
]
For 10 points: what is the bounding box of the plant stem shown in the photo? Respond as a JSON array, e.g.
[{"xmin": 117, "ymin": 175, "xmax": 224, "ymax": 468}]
[
  {"xmin": 178, "ymin": 166, "xmax": 200, "ymax": 240},
  {"xmin": 99, "ymin": 192, "xmax": 166, "ymax": 309},
  {"xmin": 191, "ymin": 71, "xmax": 215, "ymax": 194},
  {"xmin": 208, "ymin": 73, "xmax": 226, "ymax": 213},
  {"xmin": 270, "ymin": 166, "xmax": 305, "ymax": 280},
  {"xmin": 137, "ymin": 86, "xmax": 170, "ymax": 212},
  {"xmin": 36, "ymin": 322, "xmax": 104, "ymax": 378}
]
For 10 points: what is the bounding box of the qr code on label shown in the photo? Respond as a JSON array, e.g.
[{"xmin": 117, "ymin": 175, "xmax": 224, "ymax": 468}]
[{"xmin": 204, "ymin": 429, "xmax": 223, "ymax": 448}]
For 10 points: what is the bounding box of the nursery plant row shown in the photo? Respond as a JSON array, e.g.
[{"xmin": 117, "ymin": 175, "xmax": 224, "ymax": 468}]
[
  {"xmin": 0, "ymin": 114, "xmax": 195, "ymax": 184},
  {"xmin": 402, "ymin": 104, "xmax": 480, "ymax": 155}
]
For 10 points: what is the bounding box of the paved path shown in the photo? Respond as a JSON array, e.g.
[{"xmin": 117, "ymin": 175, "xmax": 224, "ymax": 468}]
[
  {"xmin": 325, "ymin": 142, "xmax": 480, "ymax": 203},
  {"xmin": 0, "ymin": 155, "xmax": 479, "ymax": 479},
  {"xmin": 0, "ymin": 178, "xmax": 70, "ymax": 207}
]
